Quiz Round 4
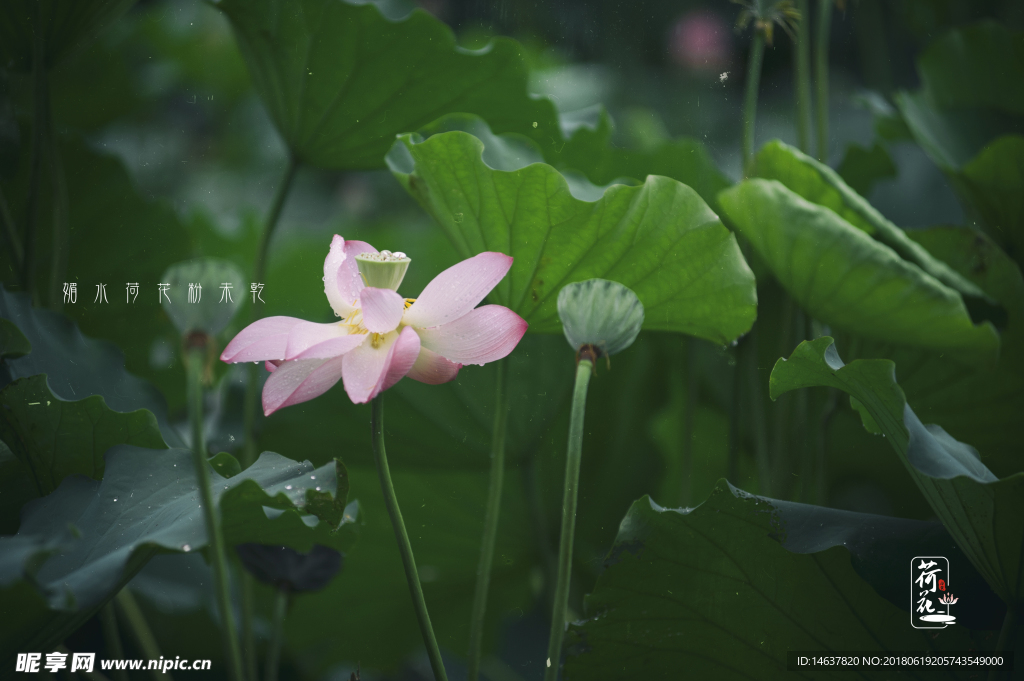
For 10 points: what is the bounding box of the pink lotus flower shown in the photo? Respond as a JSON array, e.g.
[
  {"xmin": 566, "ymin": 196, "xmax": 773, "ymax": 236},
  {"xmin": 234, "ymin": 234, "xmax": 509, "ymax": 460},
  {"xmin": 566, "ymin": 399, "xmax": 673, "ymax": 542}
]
[{"xmin": 221, "ymin": 236, "xmax": 527, "ymax": 413}]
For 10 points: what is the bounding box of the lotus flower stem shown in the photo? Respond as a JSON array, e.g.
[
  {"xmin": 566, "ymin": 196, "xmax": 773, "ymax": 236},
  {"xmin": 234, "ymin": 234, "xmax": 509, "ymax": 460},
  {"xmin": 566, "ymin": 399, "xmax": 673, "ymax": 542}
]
[
  {"xmin": 240, "ymin": 579, "xmax": 258, "ymax": 681},
  {"xmin": 115, "ymin": 589, "xmax": 172, "ymax": 681},
  {"xmin": 544, "ymin": 358, "xmax": 594, "ymax": 681},
  {"xmin": 814, "ymin": 0, "xmax": 833, "ymax": 162},
  {"xmin": 371, "ymin": 394, "xmax": 449, "ymax": 681},
  {"xmin": 467, "ymin": 359, "xmax": 510, "ymax": 681},
  {"xmin": 22, "ymin": 1, "xmax": 46, "ymax": 300},
  {"xmin": 265, "ymin": 589, "xmax": 288, "ymax": 681},
  {"xmin": 681, "ymin": 338, "xmax": 698, "ymax": 506},
  {"xmin": 794, "ymin": 0, "xmax": 813, "ymax": 153},
  {"xmin": 187, "ymin": 346, "xmax": 244, "ymax": 681},
  {"xmin": 99, "ymin": 604, "xmax": 129, "ymax": 681},
  {"xmin": 727, "ymin": 345, "xmax": 743, "ymax": 485},
  {"xmin": 988, "ymin": 606, "xmax": 1018, "ymax": 681},
  {"xmin": 742, "ymin": 31, "xmax": 766, "ymax": 174}
]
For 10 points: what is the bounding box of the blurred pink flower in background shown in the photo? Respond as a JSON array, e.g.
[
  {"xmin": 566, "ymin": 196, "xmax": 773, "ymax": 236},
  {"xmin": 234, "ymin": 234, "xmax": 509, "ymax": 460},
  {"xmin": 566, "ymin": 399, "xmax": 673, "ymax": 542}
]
[
  {"xmin": 221, "ymin": 235, "xmax": 527, "ymax": 413},
  {"xmin": 669, "ymin": 10, "xmax": 732, "ymax": 72}
]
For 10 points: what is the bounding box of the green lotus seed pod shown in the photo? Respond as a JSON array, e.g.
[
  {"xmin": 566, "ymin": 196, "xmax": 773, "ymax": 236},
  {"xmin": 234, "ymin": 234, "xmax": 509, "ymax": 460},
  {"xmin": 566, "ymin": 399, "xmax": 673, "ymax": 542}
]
[
  {"xmin": 557, "ymin": 278, "xmax": 644, "ymax": 358},
  {"xmin": 355, "ymin": 251, "xmax": 411, "ymax": 291},
  {"xmin": 161, "ymin": 258, "xmax": 246, "ymax": 336}
]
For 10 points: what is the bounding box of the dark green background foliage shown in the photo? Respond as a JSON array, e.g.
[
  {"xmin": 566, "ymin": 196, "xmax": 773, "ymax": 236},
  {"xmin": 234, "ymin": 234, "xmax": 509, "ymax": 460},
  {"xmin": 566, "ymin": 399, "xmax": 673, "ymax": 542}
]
[{"xmin": 1, "ymin": 0, "xmax": 1022, "ymax": 679}]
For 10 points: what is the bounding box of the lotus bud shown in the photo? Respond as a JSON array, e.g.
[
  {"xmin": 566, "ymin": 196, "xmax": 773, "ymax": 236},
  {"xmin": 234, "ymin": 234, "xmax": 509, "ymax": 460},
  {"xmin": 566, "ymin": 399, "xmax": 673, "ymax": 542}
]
[{"xmin": 557, "ymin": 278, "xmax": 644, "ymax": 364}]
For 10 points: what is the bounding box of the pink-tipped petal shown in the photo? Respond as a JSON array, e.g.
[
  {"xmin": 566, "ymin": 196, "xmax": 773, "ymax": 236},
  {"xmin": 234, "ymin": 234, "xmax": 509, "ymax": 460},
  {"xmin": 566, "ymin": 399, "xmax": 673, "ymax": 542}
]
[
  {"xmin": 359, "ymin": 287, "xmax": 406, "ymax": 333},
  {"xmin": 265, "ymin": 360, "xmax": 283, "ymax": 373},
  {"xmin": 221, "ymin": 316, "xmax": 304, "ymax": 363},
  {"xmin": 324, "ymin": 235, "xmax": 377, "ymax": 317},
  {"xmin": 417, "ymin": 305, "xmax": 527, "ymax": 365},
  {"xmin": 382, "ymin": 326, "xmax": 421, "ymax": 391},
  {"xmin": 262, "ymin": 357, "xmax": 346, "ymax": 415},
  {"xmin": 284, "ymin": 320, "xmax": 367, "ymax": 360},
  {"xmin": 402, "ymin": 252, "xmax": 513, "ymax": 328},
  {"xmin": 341, "ymin": 331, "xmax": 400, "ymax": 404},
  {"xmin": 406, "ymin": 347, "xmax": 462, "ymax": 385}
]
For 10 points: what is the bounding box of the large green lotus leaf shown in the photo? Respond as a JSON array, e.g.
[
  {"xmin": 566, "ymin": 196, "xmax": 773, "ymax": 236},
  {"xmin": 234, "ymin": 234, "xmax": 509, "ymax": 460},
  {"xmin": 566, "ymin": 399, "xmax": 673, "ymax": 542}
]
[
  {"xmin": 751, "ymin": 140, "xmax": 984, "ymax": 299},
  {"xmin": 917, "ymin": 22, "xmax": 1024, "ymax": 116},
  {"xmin": 216, "ymin": 0, "xmax": 560, "ymax": 170},
  {"xmin": 958, "ymin": 136, "xmax": 1024, "ymax": 268},
  {"xmin": 0, "ymin": 287, "xmax": 183, "ymax": 448},
  {"xmin": 0, "ymin": 375, "xmax": 166, "ymax": 512},
  {"xmin": 387, "ymin": 118, "xmax": 757, "ymax": 343},
  {"xmin": 0, "ymin": 446, "xmax": 356, "ymax": 662},
  {"xmin": 0, "ymin": 0, "xmax": 134, "ymax": 71},
  {"xmin": 563, "ymin": 484, "xmax": 984, "ymax": 680},
  {"xmin": 553, "ymin": 108, "xmax": 731, "ymax": 213},
  {"xmin": 717, "ymin": 180, "xmax": 999, "ymax": 365},
  {"xmin": 771, "ymin": 337, "xmax": 1024, "ymax": 606},
  {"xmin": 909, "ymin": 225, "xmax": 1024, "ymax": 328}
]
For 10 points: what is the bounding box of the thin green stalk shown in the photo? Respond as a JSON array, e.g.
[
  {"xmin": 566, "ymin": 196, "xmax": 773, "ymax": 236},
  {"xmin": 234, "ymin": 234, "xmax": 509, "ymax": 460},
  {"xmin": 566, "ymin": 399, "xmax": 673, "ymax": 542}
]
[
  {"xmin": 467, "ymin": 360, "xmax": 510, "ymax": 681},
  {"xmin": 187, "ymin": 346, "xmax": 244, "ymax": 681},
  {"xmin": 742, "ymin": 31, "xmax": 766, "ymax": 175},
  {"xmin": 243, "ymin": 156, "xmax": 299, "ymax": 469},
  {"xmin": 726, "ymin": 345, "xmax": 743, "ymax": 485},
  {"xmin": 816, "ymin": 388, "xmax": 838, "ymax": 504},
  {"xmin": 523, "ymin": 448, "xmax": 557, "ymax": 613},
  {"xmin": 988, "ymin": 606, "xmax": 1018, "ymax": 681},
  {"xmin": 681, "ymin": 337, "xmax": 698, "ymax": 507},
  {"xmin": 0, "ymin": 185, "xmax": 22, "ymax": 268},
  {"xmin": 240, "ymin": 575, "xmax": 258, "ymax": 681},
  {"xmin": 794, "ymin": 0, "xmax": 813, "ymax": 153},
  {"xmin": 99, "ymin": 604, "xmax": 129, "ymax": 681},
  {"xmin": 792, "ymin": 308, "xmax": 812, "ymax": 502},
  {"xmin": 48, "ymin": 118, "xmax": 69, "ymax": 311},
  {"xmin": 544, "ymin": 359, "xmax": 594, "ymax": 681},
  {"xmin": 371, "ymin": 394, "xmax": 448, "ymax": 681},
  {"xmin": 265, "ymin": 589, "xmax": 288, "ymax": 681},
  {"xmin": 22, "ymin": 1, "xmax": 47, "ymax": 299},
  {"xmin": 815, "ymin": 0, "xmax": 833, "ymax": 162},
  {"xmin": 742, "ymin": 330, "xmax": 771, "ymax": 496},
  {"xmin": 114, "ymin": 590, "xmax": 173, "ymax": 681}
]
